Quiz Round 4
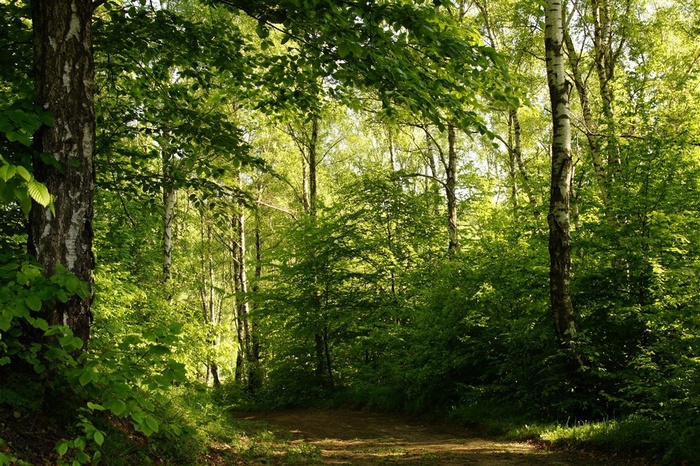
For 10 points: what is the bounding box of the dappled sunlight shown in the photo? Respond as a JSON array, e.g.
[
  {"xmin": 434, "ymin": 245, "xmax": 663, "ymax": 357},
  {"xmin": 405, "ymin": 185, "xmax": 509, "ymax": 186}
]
[{"xmin": 242, "ymin": 410, "xmax": 618, "ymax": 465}]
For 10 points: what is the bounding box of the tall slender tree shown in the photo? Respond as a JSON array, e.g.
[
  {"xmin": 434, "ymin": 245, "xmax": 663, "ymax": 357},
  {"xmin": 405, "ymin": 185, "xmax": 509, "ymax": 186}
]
[{"xmin": 544, "ymin": 0, "xmax": 579, "ymax": 348}]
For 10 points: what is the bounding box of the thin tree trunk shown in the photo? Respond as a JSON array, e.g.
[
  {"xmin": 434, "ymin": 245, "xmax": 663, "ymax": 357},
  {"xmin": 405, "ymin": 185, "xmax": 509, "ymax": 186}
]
[
  {"xmin": 199, "ymin": 209, "xmax": 220, "ymax": 386},
  {"xmin": 388, "ymin": 127, "xmax": 396, "ymax": 170},
  {"xmin": 446, "ymin": 125, "xmax": 459, "ymax": 255},
  {"xmin": 309, "ymin": 116, "xmax": 318, "ymax": 217},
  {"xmin": 591, "ymin": 0, "xmax": 620, "ymax": 168},
  {"xmin": 307, "ymin": 115, "xmax": 329, "ymax": 387},
  {"xmin": 509, "ymin": 110, "xmax": 539, "ymax": 216},
  {"xmin": 323, "ymin": 327, "xmax": 334, "ymax": 389},
  {"xmin": 592, "ymin": 0, "xmax": 614, "ymax": 122},
  {"xmin": 162, "ymin": 186, "xmax": 176, "ymax": 282},
  {"xmin": 30, "ymin": 0, "xmax": 95, "ymax": 346},
  {"xmin": 232, "ymin": 184, "xmax": 260, "ymax": 391},
  {"xmin": 301, "ymin": 153, "xmax": 309, "ymax": 213},
  {"xmin": 424, "ymin": 132, "xmax": 441, "ymax": 216},
  {"xmin": 247, "ymin": 194, "xmax": 263, "ymax": 393},
  {"xmin": 507, "ymin": 113, "xmax": 519, "ymax": 213},
  {"xmin": 545, "ymin": 0, "xmax": 579, "ymax": 347},
  {"xmin": 207, "ymin": 223, "xmax": 220, "ymax": 387},
  {"xmin": 238, "ymin": 210, "xmax": 254, "ymax": 388},
  {"xmin": 233, "ymin": 208, "xmax": 245, "ymax": 382}
]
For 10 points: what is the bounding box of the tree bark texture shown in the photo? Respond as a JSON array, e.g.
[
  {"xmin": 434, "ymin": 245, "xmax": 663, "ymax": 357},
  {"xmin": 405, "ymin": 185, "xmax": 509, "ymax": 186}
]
[
  {"xmin": 545, "ymin": 0, "xmax": 579, "ymax": 345},
  {"xmin": 30, "ymin": 0, "xmax": 95, "ymax": 345}
]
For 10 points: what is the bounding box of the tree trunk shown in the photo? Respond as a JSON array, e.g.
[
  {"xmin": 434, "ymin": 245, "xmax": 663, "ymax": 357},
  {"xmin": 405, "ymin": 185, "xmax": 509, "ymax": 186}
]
[
  {"xmin": 233, "ymin": 208, "xmax": 245, "ymax": 382},
  {"xmin": 199, "ymin": 210, "xmax": 220, "ymax": 386},
  {"xmin": 424, "ymin": 132, "xmax": 441, "ymax": 216},
  {"xmin": 29, "ymin": 0, "xmax": 95, "ymax": 346},
  {"xmin": 162, "ymin": 186, "xmax": 176, "ymax": 282},
  {"xmin": 307, "ymin": 115, "xmax": 329, "ymax": 387},
  {"xmin": 507, "ymin": 119, "xmax": 519, "ymax": 213},
  {"xmin": 446, "ymin": 125, "xmax": 459, "ymax": 255},
  {"xmin": 247, "ymin": 195, "xmax": 264, "ymax": 393},
  {"xmin": 308, "ymin": 116, "xmax": 318, "ymax": 217},
  {"xmin": 591, "ymin": 0, "xmax": 621, "ymax": 168},
  {"xmin": 592, "ymin": 0, "xmax": 614, "ymax": 122},
  {"xmin": 233, "ymin": 206, "xmax": 258, "ymax": 390},
  {"xmin": 545, "ymin": 0, "xmax": 579, "ymax": 347},
  {"xmin": 508, "ymin": 109, "xmax": 539, "ymax": 216}
]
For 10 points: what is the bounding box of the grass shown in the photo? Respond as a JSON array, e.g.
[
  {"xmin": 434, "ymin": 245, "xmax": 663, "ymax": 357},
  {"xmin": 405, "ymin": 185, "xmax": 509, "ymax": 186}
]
[
  {"xmin": 447, "ymin": 400, "xmax": 699, "ymax": 465},
  {"xmin": 535, "ymin": 417, "xmax": 700, "ymax": 465}
]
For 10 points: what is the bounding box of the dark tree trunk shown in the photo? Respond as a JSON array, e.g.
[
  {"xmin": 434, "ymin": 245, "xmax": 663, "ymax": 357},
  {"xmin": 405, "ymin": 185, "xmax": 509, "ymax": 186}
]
[
  {"xmin": 162, "ymin": 186, "xmax": 175, "ymax": 282},
  {"xmin": 446, "ymin": 125, "xmax": 459, "ymax": 255},
  {"xmin": 246, "ymin": 198, "xmax": 264, "ymax": 393},
  {"xmin": 30, "ymin": 0, "xmax": 95, "ymax": 345}
]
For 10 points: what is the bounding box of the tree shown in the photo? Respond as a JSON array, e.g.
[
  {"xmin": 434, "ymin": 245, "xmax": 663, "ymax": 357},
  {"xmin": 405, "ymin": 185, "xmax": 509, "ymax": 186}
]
[
  {"xmin": 29, "ymin": 0, "xmax": 95, "ymax": 345},
  {"xmin": 544, "ymin": 0, "xmax": 579, "ymax": 349}
]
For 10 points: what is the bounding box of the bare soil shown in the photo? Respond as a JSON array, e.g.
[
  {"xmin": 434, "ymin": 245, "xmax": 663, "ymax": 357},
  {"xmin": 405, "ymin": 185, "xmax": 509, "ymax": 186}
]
[{"xmin": 237, "ymin": 409, "xmax": 637, "ymax": 465}]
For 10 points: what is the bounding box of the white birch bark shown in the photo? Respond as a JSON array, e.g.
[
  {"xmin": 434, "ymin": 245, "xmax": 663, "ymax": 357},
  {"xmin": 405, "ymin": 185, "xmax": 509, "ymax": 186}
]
[{"xmin": 545, "ymin": 0, "xmax": 579, "ymax": 345}]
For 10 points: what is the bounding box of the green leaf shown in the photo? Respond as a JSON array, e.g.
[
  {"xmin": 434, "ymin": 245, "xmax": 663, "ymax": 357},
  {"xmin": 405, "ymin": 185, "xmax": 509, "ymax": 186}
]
[
  {"xmin": 79, "ymin": 370, "xmax": 93, "ymax": 386},
  {"xmin": 107, "ymin": 399, "xmax": 127, "ymax": 416},
  {"xmin": 87, "ymin": 402, "xmax": 105, "ymax": 411},
  {"xmin": 26, "ymin": 316, "xmax": 49, "ymax": 331},
  {"xmin": 0, "ymin": 164, "xmax": 16, "ymax": 181},
  {"xmin": 14, "ymin": 188, "xmax": 31, "ymax": 216},
  {"xmin": 6, "ymin": 131, "xmax": 32, "ymax": 147},
  {"xmin": 169, "ymin": 322, "xmax": 184, "ymax": 334},
  {"xmin": 25, "ymin": 295, "xmax": 42, "ymax": 311},
  {"xmin": 45, "ymin": 326, "xmax": 67, "ymax": 336},
  {"xmin": 256, "ymin": 21, "xmax": 269, "ymax": 39},
  {"xmin": 16, "ymin": 165, "xmax": 31, "ymax": 181},
  {"xmin": 59, "ymin": 335, "xmax": 84, "ymax": 352},
  {"xmin": 39, "ymin": 111, "xmax": 54, "ymax": 127},
  {"xmin": 93, "ymin": 430, "xmax": 104, "ymax": 446},
  {"xmin": 338, "ymin": 41, "xmax": 350, "ymax": 58},
  {"xmin": 57, "ymin": 441, "xmax": 69, "ymax": 456},
  {"xmin": 0, "ymin": 313, "xmax": 10, "ymax": 332},
  {"xmin": 149, "ymin": 344, "xmax": 170, "ymax": 356},
  {"xmin": 27, "ymin": 179, "xmax": 51, "ymax": 207},
  {"xmin": 144, "ymin": 416, "xmax": 159, "ymax": 434}
]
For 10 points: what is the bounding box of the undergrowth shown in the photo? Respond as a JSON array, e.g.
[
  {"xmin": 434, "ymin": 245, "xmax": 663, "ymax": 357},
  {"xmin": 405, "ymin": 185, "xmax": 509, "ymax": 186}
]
[{"xmin": 449, "ymin": 401, "xmax": 698, "ymax": 465}]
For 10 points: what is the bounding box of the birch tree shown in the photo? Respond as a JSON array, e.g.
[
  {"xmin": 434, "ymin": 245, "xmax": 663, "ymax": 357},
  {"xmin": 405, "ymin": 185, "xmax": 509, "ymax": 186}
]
[{"xmin": 544, "ymin": 0, "xmax": 579, "ymax": 348}]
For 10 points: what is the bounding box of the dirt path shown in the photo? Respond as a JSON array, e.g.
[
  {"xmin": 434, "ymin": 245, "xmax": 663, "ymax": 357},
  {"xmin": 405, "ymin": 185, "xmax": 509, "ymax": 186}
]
[{"xmin": 239, "ymin": 409, "xmax": 619, "ymax": 465}]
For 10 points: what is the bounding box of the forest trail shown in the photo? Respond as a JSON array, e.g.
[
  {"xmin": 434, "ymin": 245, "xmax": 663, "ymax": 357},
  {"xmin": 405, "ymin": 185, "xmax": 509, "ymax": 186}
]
[{"xmin": 238, "ymin": 409, "xmax": 617, "ymax": 465}]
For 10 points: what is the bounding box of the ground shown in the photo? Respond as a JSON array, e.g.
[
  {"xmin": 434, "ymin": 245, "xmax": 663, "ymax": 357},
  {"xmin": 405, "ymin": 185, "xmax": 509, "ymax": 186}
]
[
  {"xmin": 224, "ymin": 409, "xmax": 647, "ymax": 465},
  {"xmin": 1, "ymin": 404, "xmax": 656, "ymax": 465}
]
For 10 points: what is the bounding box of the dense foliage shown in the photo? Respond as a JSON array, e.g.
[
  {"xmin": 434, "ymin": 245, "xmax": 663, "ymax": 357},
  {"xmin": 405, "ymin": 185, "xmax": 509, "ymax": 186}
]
[{"xmin": 2, "ymin": 0, "xmax": 700, "ymax": 464}]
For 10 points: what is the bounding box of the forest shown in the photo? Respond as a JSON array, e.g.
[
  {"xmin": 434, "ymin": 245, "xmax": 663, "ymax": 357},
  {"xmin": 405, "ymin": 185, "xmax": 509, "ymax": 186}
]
[{"xmin": 1, "ymin": 0, "xmax": 700, "ymax": 464}]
